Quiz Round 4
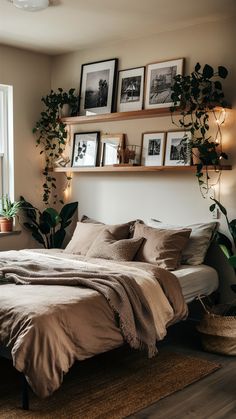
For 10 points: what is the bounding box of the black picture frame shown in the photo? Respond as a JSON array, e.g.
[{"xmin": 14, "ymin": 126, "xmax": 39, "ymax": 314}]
[
  {"xmin": 78, "ymin": 58, "xmax": 118, "ymax": 116},
  {"xmin": 71, "ymin": 131, "xmax": 100, "ymax": 167}
]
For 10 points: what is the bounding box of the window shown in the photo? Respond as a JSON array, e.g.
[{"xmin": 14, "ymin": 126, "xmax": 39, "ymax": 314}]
[{"xmin": 0, "ymin": 84, "xmax": 14, "ymax": 199}]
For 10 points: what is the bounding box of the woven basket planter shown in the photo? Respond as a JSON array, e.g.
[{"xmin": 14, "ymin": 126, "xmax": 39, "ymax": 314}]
[{"xmin": 197, "ymin": 305, "xmax": 236, "ymax": 356}]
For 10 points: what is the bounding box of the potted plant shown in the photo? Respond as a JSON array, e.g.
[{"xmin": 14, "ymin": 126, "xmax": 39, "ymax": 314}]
[
  {"xmin": 20, "ymin": 196, "xmax": 78, "ymax": 249},
  {"xmin": 0, "ymin": 196, "xmax": 22, "ymax": 232},
  {"xmin": 33, "ymin": 88, "xmax": 78, "ymax": 205},
  {"xmin": 170, "ymin": 63, "xmax": 229, "ymax": 196},
  {"xmin": 197, "ymin": 198, "xmax": 236, "ymax": 355}
]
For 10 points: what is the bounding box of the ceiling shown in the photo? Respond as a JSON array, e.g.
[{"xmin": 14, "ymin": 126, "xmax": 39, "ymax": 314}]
[{"xmin": 0, "ymin": 0, "xmax": 235, "ymax": 55}]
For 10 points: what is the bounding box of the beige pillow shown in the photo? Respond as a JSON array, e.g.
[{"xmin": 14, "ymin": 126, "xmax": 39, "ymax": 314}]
[
  {"xmin": 80, "ymin": 215, "xmax": 144, "ymax": 237},
  {"xmin": 148, "ymin": 219, "xmax": 217, "ymax": 265},
  {"xmin": 86, "ymin": 230, "xmax": 144, "ymax": 261},
  {"xmin": 65, "ymin": 222, "xmax": 131, "ymax": 255},
  {"xmin": 133, "ymin": 222, "xmax": 191, "ymax": 270}
]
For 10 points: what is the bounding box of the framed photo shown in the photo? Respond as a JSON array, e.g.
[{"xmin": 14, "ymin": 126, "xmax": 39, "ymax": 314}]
[
  {"xmin": 165, "ymin": 131, "xmax": 191, "ymax": 166},
  {"xmin": 141, "ymin": 132, "xmax": 166, "ymax": 166},
  {"xmin": 144, "ymin": 58, "xmax": 184, "ymax": 109},
  {"xmin": 100, "ymin": 134, "xmax": 125, "ymax": 166},
  {"xmin": 117, "ymin": 67, "xmax": 145, "ymax": 112},
  {"xmin": 79, "ymin": 58, "xmax": 118, "ymax": 116},
  {"xmin": 72, "ymin": 132, "xmax": 99, "ymax": 167}
]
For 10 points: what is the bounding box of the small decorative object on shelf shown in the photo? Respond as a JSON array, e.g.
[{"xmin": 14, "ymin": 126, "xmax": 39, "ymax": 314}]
[
  {"xmin": 0, "ymin": 195, "xmax": 22, "ymax": 233},
  {"xmin": 141, "ymin": 132, "xmax": 166, "ymax": 167},
  {"xmin": 164, "ymin": 131, "xmax": 191, "ymax": 166},
  {"xmin": 117, "ymin": 67, "xmax": 145, "ymax": 112},
  {"xmin": 100, "ymin": 133, "xmax": 125, "ymax": 166},
  {"xmin": 54, "ymin": 155, "xmax": 70, "ymax": 168},
  {"xmin": 170, "ymin": 62, "xmax": 229, "ymax": 197},
  {"xmin": 79, "ymin": 58, "xmax": 118, "ymax": 116},
  {"xmin": 72, "ymin": 132, "xmax": 99, "ymax": 167},
  {"xmin": 119, "ymin": 145, "xmax": 142, "ymax": 165},
  {"xmin": 145, "ymin": 58, "xmax": 184, "ymax": 110}
]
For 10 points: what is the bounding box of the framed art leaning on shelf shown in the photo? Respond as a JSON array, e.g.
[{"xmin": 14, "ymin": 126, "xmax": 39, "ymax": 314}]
[
  {"xmin": 117, "ymin": 67, "xmax": 145, "ymax": 112},
  {"xmin": 144, "ymin": 58, "xmax": 184, "ymax": 109},
  {"xmin": 165, "ymin": 131, "xmax": 191, "ymax": 166},
  {"xmin": 78, "ymin": 58, "xmax": 118, "ymax": 116},
  {"xmin": 71, "ymin": 132, "xmax": 100, "ymax": 167},
  {"xmin": 141, "ymin": 132, "xmax": 166, "ymax": 166}
]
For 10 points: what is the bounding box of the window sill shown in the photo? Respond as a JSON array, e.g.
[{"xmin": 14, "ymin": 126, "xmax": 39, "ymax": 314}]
[{"xmin": 0, "ymin": 230, "xmax": 21, "ymax": 238}]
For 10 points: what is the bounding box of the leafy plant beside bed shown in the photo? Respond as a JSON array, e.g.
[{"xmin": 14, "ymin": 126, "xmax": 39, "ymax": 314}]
[
  {"xmin": 170, "ymin": 63, "xmax": 229, "ymax": 196},
  {"xmin": 33, "ymin": 88, "xmax": 78, "ymax": 205},
  {"xmin": 20, "ymin": 196, "xmax": 78, "ymax": 249}
]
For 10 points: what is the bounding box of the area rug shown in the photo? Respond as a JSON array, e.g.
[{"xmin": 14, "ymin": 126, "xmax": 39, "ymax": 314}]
[{"xmin": 0, "ymin": 347, "xmax": 220, "ymax": 419}]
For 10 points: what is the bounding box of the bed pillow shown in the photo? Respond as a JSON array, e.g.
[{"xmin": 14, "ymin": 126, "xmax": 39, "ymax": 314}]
[
  {"xmin": 65, "ymin": 221, "xmax": 132, "ymax": 255},
  {"xmin": 148, "ymin": 219, "xmax": 217, "ymax": 265},
  {"xmin": 86, "ymin": 229, "xmax": 144, "ymax": 261},
  {"xmin": 133, "ymin": 222, "xmax": 191, "ymax": 270},
  {"xmin": 80, "ymin": 215, "xmax": 144, "ymax": 237}
]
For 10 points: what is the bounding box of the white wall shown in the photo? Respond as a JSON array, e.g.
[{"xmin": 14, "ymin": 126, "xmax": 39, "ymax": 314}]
[{"xmin": 0, "ymin": 45, "xmax": 52, "ymax": 250}]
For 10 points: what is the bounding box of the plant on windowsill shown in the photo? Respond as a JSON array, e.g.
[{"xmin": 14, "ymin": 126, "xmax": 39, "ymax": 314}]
[
  {"xmin": 0, "ymin": 195, "xmax": 22, "ymax": 233},
  {"xmin": 170, "ymin": 63, "xmax": 229, "ymax": 197},
  {"xmin": 33, "ymin": 88, "xmax": 79, "ymax": 205},
  {"xmin": 20, "ymin": 196, "xmax": 78, "ymax": 249}
]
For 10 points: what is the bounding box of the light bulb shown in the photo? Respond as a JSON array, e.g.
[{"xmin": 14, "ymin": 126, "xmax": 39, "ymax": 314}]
[{"xmin": 12, "ymin": 0, "xmax": 49, "ymax": 11}]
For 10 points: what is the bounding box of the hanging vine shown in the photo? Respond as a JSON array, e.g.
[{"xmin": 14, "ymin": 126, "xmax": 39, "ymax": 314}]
[
  {"xmin": 170, "ymin": 63, "xmax": 229, "ymax": 197},
  {"xmin": 33, "ymin": 88, "xmax": 78, "ymax": 205}
]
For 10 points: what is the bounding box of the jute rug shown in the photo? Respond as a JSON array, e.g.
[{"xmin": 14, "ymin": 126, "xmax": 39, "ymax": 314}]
[{"xmin": 0, "ymin": 347, "xmax": 220, "ymax": 419}]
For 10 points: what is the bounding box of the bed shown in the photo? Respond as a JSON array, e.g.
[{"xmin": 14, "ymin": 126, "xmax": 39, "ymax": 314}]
[{"xmin": 0, "ymin": 219, "xmax": 219, "ymax": 409}]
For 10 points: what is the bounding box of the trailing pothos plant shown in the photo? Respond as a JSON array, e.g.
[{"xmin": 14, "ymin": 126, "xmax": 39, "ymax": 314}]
[
  {"xmin": 20, "ymin": 196, "xmax": 78, "ymax": 249},
  {"xmin": 170, "ymin": 63, "xmax": 229, "ymax": 196},
  {"xmin": 33, "ymin": 88, "xmax": 78, "ymax": 205}
]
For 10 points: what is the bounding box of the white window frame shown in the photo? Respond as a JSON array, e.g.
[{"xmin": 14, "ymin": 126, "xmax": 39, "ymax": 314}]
[{"xmin": 0, "ymin": 84, "xmax": 14, "ymax": 200}]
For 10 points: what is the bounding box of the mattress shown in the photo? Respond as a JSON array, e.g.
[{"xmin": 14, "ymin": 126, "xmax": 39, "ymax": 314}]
[{"xmin": 174, "ymin": 264, "xmax": 219, "ymax": 303}]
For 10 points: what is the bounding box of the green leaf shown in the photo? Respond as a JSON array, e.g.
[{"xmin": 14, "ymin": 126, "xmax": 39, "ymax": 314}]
[
  {"xmin": 44, "ymin": 208, "xmax": 61, "ymax": 227},
  {"xmin": 218, "ymin": 66, "xmax": 228, "ymax": 79},
  {"xmin": 229, "ymin": 255, "xmax": 236, "ymax": 268},
  {"xmin": 211, "ymin": 198, "xmax": 227, "ymax": 216},
  {"xmin": 202, "ymin": 64, "xmax": 214, "ymax": 79},
  {"xmin": 195, "ymin": 62, "xmax": 201, "ymax": 72},
  {"xmin": 59, "ymin": 202, "xmax": 78, "ymax": 225},
  {"xmin": 209, "ymin": 203, "xmax": 216, "ymax": 212}
]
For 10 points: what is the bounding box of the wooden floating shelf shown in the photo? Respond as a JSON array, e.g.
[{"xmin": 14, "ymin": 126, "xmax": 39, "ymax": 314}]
[
  {"xmin": 62, "ymin": 108, "xmax": 179, "ymax": 125},
  {"xmin": 54, "ymin": 165, "xmax": 232, "ymax": 174},
  {"xmin": 62, "ymin": 106, "xmax": 228, "ymax": 125}
]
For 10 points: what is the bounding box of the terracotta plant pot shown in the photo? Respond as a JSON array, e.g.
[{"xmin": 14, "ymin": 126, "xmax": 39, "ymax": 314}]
[{"xmin": 0, "ymin": 217, "xmax": 13, "ymax": 232}]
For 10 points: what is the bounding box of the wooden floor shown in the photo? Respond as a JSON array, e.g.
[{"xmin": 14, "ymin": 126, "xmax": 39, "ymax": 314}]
[{"xmin": 129, "ymin": 320, "xmax": 236, "ymax": 419}]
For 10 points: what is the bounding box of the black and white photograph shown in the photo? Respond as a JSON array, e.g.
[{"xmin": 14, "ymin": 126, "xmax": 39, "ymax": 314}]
[
  {"xmin": 71, "ymin": 132, "xmax": 99, "ymax": 167},
  {"xmin": 145, "ymin": 59, "xmax": 184, "ymax": 109},
  {"xmin": 165, "ymin": 131, "xmax": 191, "ymax": 166},
  {"xmin": 117, "ymin": 67, "xmax": 145, "ymax": 112},
  {"xmin": 79, "ymin": 59, "xmax": 118, "ymax": 115},
  {"xmin": 141, "ymin": 132, "xmax": 166, "ymax": 166},
  {"xmin": 100, "ymin": 133, "xmax": 125, "ymax": 166}
]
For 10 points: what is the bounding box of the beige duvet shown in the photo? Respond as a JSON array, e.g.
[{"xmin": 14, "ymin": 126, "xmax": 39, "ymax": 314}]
[{"xmin": 0, "ymin": 249, "xmax": 188, "ymax": 398}]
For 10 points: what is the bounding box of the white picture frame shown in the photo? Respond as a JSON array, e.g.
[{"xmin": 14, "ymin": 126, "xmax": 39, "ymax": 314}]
[
  {"xmin": 100, "ymin": 134, "xmax": 125, "ymax": 166},
  {"xmin": 165, "ymin": 131, "xmax": 191, "ymax": 166},
  {"xmin": 117, "ymin": 67, "xmax": 145, "ymax": 112},
  {"xmin": 141, "ymin": 132, "xmax": 166, "ymax": 166},
  {"xmin": 144, "ymin": 58, "xmax": 184, "ymax": 109},
  {"xmin": 72, "ymin": 132, "xmax": 99, "ymax": 167}
]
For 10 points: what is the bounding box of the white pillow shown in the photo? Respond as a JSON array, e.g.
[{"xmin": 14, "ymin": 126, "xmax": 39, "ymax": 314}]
[{"xmin": 147, "ymin": 219, "xmax": 217, "ymax": 266}]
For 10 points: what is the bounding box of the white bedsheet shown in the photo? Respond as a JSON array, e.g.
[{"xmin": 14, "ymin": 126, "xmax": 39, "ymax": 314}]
[{"xmin": 174, "ymin": 264, "xmax": 219, "ymax": 303}]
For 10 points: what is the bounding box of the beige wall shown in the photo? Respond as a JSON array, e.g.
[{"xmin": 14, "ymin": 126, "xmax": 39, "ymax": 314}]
[
  {"xmin": 51, "ymin": 18, "xmax": 235, "ymax": 224},
  {"xmin": 51, "ymin": 18, "xmax": 236, "ymax": 301},
  {"xmin": 0, "ymin": 45, "xmax": 52, "ymax": 250}
]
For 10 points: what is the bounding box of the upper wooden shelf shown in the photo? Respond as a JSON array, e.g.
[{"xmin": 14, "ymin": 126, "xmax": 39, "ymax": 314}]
[
  {"xmin": 62, "ymin": 108, "xmax": 179, "ymax": 125},
  {"xmin": 54, "ymin": 165, "xmax": 232, "ymax": 173},
  {"xmin": 62, "ymin": 106, "xmax": 229, "ymax": 125}
]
